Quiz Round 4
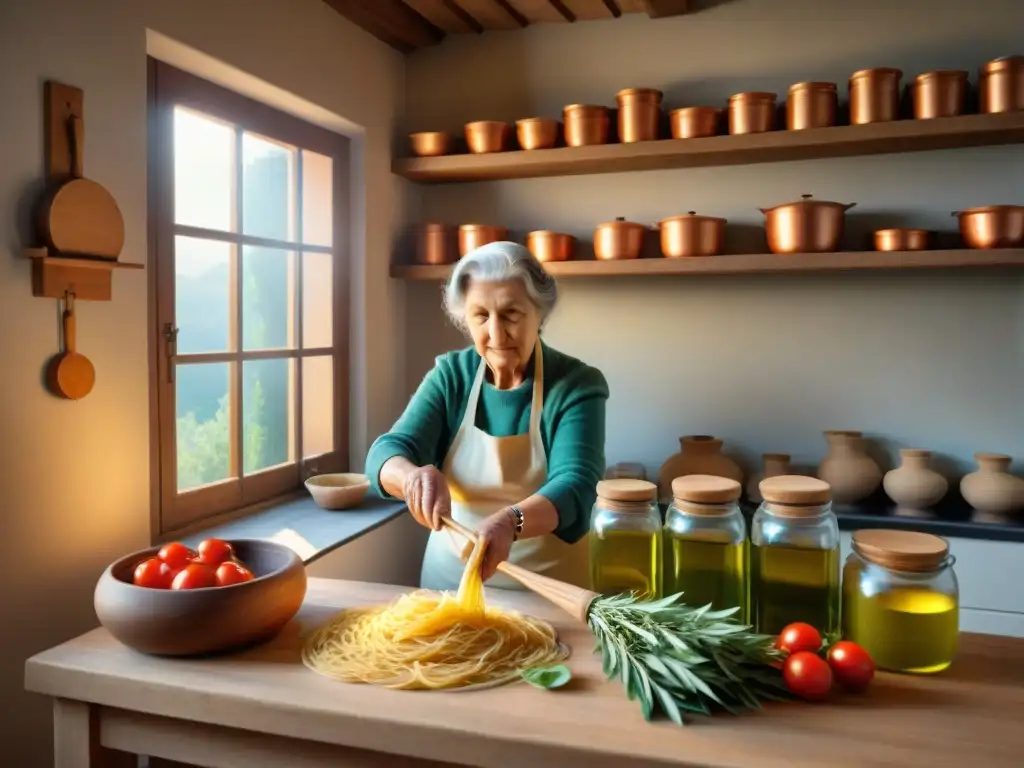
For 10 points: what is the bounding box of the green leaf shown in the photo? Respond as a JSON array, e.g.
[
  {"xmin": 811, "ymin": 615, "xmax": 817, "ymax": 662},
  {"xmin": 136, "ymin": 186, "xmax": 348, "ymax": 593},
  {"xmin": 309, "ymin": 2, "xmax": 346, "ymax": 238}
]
[{"xmin": 521, "ymin": 664, "xmax": 572, "ymax": 690}]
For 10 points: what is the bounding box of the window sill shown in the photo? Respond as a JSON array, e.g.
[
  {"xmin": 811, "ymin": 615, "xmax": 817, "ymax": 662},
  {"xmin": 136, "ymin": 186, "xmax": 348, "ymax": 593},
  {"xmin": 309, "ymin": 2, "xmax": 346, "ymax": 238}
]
[{"xmin": 179, "ymin": 493, "xmax": 407, "ymax": 565}]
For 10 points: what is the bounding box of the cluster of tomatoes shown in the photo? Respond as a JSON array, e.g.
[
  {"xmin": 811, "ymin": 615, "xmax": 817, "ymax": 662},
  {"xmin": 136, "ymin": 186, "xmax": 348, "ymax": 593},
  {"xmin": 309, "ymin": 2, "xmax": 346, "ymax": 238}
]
[
  {"xmin": 132, "ymin": 538, "xmax": 255, "ymax": 590},
  {"xmin": 775, "ymin": 622, "xmax": 876, "ymax": 700}
]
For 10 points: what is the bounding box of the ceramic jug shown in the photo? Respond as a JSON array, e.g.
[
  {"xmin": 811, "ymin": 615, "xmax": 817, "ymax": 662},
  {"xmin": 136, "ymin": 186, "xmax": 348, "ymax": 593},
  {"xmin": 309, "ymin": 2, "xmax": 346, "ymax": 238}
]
[
  {"xmin": 816, "ymin": 430, "xmax": 882, "ymax": 505},
  {"xmin": 658, "ymin": 435, "xmax": 743, "ymax": 504},
  {"xmin": 882, "ymin": 449, "xmax": 948, "ymax": 509}
]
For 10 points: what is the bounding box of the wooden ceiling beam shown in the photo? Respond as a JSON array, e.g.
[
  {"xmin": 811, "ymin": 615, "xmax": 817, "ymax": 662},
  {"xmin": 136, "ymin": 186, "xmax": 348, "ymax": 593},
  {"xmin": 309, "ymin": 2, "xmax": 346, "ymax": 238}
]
[
  {"xmin": 491, "ymin": 0, "xmax": 529, "ymax": 28},
  {"xmin": 548, "ymin": 0, "xmax": 577, "ymax": 22},
  {"xmin": 640, "ymin": 0, "xmax": 690, "ymax": 18},
  {"xmin": 442, "ymin": 0, "xmax": 485, "ymax": 33},
  {"xmin": 323, "ymin": 0, "xmax": 444, "ymax": 52},
  {"xmin": 602, "ymin": 0, "xmax": 623, "ymax": 17}
]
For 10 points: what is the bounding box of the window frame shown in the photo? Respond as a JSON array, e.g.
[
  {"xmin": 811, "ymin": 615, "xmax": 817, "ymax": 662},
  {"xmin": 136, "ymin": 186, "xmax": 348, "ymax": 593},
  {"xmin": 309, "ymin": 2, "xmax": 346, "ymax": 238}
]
[{"xmin": 147, "ymin": 58, "xmax": 351, "ymax": 537}]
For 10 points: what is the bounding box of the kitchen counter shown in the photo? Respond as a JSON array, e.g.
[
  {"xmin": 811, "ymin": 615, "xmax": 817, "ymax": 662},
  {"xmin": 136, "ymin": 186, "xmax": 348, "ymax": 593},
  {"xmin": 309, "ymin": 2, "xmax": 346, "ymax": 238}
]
[{"xmin": 25, "ymin": 578, "xmax": 1024, "ymax": 768}]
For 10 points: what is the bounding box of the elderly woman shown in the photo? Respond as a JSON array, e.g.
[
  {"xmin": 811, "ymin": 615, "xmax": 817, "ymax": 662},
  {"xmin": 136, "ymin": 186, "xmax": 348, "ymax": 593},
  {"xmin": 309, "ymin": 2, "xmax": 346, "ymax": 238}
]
[{"xmin": 366, "ymin": 241, "xmax": 609, "ymax": 590}]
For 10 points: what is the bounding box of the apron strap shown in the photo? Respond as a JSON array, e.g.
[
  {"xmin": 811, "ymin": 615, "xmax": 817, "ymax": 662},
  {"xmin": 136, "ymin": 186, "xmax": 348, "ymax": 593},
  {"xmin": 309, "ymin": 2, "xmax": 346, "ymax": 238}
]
[
  {"xmin": 529, "ymin": 340, "xmax": 544, "ymax": 436},
  {"xmin": 461, "ymin": 356, "xmax": 488, "ymax": 433}
]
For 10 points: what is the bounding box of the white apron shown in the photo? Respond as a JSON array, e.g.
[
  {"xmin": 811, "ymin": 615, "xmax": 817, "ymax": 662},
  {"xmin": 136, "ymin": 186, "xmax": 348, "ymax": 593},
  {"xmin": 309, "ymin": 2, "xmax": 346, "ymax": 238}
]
[{"xmin": 420, "ymin": 342, "xmax": 590, "ymax": 591}]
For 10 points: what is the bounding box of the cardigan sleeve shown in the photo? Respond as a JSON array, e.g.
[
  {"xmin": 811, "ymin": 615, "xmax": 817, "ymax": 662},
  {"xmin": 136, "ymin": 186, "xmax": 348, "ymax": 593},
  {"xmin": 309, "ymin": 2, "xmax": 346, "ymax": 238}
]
[{"xmin": 536, "ymin": 365, "xmax": 609, "ymax": 544}]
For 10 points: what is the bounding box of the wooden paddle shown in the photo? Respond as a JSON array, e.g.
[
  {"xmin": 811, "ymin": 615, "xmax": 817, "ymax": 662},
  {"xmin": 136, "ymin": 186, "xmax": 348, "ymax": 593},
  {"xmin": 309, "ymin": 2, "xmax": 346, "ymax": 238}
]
[
  {"xmin": 47, "ymin": 292, "xmax": 96, "ymax": 400},
  {"xmin": 442, "ymin": 517, "xmax": 598, "ymax": 622},
  {"xmin": 38, "ymin": 113, "xmax": 125, "ymax": 259}
]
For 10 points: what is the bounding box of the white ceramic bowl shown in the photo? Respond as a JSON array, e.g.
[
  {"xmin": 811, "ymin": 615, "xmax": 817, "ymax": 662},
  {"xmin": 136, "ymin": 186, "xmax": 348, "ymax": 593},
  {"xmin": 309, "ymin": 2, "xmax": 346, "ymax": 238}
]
[{"xmin": 305, "ymin": 472, "xmax": 370, "ymax": 510}]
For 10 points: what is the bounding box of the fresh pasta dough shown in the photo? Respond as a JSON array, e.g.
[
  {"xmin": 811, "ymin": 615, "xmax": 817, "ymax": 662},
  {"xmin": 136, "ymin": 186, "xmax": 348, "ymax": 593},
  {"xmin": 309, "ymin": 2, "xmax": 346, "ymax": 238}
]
[{"xmin": 301, "ymin": 534, "xmax": 567, "ymax": 690}]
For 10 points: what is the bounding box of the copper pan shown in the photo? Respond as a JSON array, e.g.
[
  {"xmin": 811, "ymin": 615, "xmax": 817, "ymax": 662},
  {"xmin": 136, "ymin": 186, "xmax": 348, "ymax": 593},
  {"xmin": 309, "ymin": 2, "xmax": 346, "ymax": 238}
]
[
  {"xmin": 728, "ymin": 92, "xmax": 776, "ymax": 135},
  {"xmin": 913, "ymin": 70, "xmax": 968, "ymax": 119},
  {"xmin": 979, "ymin": 56, "xmax": 1024, "ymax": 114},
  {"xmin": 526, "ymin": 231, "xmax": 576, "ymax": 262},
  {"xmin": 669, "ymin": 107, "xmax": 719, "ymax": 139},
  {"xmin": 655, "ymin": 212, "xmax": 726, "ymax": 257},
  {"xmin": 465, "ymin": 121, "xmax": 511, "ymax": 154},
  {"xmin": 874, "ymin": 228, "xmax": 931, "ymax": 252},
  {"xmin": 787, "ymin": 82, "xmax": 837, "ymax": 130},
  {"xmin": 594, "ymin": 217, "xmax": 645, "ymax": 260},
  {"xmin": 616, "ymin": 88, "xmax": 663, "ymax": 143},
  {"xmin": 409, "ymin": 131, "xmax": 450, "ymax": 157},
  {"xmin": 417, "ymin": 222, "xmax": 456, "ymax": 265},
  {"xmin": 516, "ymin": 118, "xmax": 559, "ymax": 150},
  {"xmin": 459, "ymin": 224, "xmax": 509, "ymax": 256},
  {"xmin": 563, "ymin": 104, "xmax": 610, "ymax": 147},
  {"xmin": 952, "ymin": 206, "xmax": 1024, "ymax": 249},
  {"xmin": 849, "ymin": 67, "xmax": 902, "ymax": 124},
  {"xmin": 759, "ymin": 194, "xmax": 856, "ymax": 254}
]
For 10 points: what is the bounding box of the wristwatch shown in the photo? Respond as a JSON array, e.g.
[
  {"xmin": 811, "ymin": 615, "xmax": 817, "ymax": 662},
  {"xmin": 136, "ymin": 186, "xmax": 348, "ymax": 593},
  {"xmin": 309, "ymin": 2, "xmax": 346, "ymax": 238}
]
[{"xmin": 508, "ymin": 505, "xmax": 524, "ymax": 541}]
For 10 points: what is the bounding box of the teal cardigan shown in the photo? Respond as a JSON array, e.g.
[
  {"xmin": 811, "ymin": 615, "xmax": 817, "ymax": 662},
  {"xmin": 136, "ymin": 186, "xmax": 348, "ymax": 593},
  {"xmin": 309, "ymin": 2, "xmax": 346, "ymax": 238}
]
[{"xmin": 365, "ymin": 342, "xmax": 609, "ymax": 544}]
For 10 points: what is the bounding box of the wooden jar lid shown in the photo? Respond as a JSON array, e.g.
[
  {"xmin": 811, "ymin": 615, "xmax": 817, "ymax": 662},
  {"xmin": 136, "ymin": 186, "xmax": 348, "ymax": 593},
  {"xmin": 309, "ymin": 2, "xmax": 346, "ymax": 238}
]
[
  {"xmin": 759, "ymin": 475, "xmax": 832, "ymax": 509},
  {"xmin": 853, "ymin": 529, "xmax": 949, "ymax": 572},
  {"xmin": 596, "ymin": 478, "xmax": 657, "ymax": 504},
  {"xmin": 671, "ymin": 474, "xmax": 741, "ymax": 507}
]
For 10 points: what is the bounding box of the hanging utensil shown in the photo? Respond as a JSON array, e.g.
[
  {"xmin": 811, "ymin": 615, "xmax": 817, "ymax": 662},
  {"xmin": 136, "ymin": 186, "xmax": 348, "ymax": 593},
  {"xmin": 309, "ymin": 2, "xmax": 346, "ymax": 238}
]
[
  {"xmin": 47, "ymin": 292, "xmax": 96, "ymax": 400},
  {"xmin": 38, "ymin": 113, "xmax": 125, "ymax": 259}
]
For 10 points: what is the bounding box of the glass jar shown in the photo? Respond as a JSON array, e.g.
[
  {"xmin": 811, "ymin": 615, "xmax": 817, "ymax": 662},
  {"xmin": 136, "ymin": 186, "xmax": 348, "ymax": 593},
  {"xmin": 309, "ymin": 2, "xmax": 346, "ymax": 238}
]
[
  {"xmin": 589, "ymin": 479, "xmax": 662, "ymax": 598},
  {"xmin": 842, "ymin": 529, "xmax": 959, "ymax": 674},
  {"xmin": 664, "ymin": 474, "xmax": 747, "ymax": 621},
  {"xmin": 750, "ymin": 475, "xmax": 840, "ymax": 636}
]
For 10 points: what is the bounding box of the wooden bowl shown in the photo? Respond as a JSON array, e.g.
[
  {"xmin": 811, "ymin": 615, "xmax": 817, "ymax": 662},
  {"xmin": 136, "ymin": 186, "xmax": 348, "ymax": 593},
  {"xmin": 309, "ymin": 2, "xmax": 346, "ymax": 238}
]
[
  {"xmin": 305, "ymin": 472, "xmax": 370, "ymax": 510},
  {"xmin": 93, "ymin": 539, "xmax": 306, "ymax": 657}
]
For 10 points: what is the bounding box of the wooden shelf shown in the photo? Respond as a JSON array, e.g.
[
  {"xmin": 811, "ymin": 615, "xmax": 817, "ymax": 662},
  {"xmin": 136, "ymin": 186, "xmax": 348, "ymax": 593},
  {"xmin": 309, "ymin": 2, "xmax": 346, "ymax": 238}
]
[
  {"xmin": 393, "ymin": 112, "xmax": 1024, "ymax": 183},
  {"xmin": 27, "ymin": 248, "xmax": 144, "ymax": 301},
  {"xmin": 391, "ymin": 249, "xmax": 1024, "ymax": 280}
]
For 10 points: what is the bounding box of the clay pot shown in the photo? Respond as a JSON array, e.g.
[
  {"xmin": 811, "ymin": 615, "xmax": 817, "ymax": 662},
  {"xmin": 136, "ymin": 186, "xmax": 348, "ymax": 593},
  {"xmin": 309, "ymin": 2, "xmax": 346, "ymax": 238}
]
[
  {"xmin": 746, "ymin": 453, "xmax": 792, "ymax": 503},
  {"xmin": 960, "ymin": 453, "xmax": 1024, "ymax": 515},
  {"xmin": 882, "ymin": 449, "xmax": 949, "ymax": 509},
  {"xmin": 816, "ymin": 430, "xmax": 882, "ymax": 505},
  {"xmin": 657, "ymin": 435, "xmax": 743, "ymax": 504}
]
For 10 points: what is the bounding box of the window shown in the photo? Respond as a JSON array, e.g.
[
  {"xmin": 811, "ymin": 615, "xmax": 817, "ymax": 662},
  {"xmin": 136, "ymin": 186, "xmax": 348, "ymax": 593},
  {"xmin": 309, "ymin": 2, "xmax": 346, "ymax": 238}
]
[{"xmin": 148, "ymin": 59, "xmax": 349, "ymax": 535}]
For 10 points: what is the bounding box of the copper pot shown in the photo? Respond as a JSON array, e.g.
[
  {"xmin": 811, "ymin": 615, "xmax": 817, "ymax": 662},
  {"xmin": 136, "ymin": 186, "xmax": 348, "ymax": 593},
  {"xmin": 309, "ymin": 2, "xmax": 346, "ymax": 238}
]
[
  {"xmin": 759, "ymin": 194, "xmax": 856, "ymax": 254},
  {"xmin": 616, "ymin": 88, "xmax": 662, "ymax": 143},
  {"xmin": 979, "ymin": 56, "xmax": 1024, "ymax": 114},
  {"xmin": 526, "ymin": 230, "xmax": 575, "ymax": 263},
  {"xmin": 417, "ymin": 222, "xmax": 455, "ymax": 265},
  {"xmin": 953, "ymin": 206, "xmax": 1024, "ymax": 249},
  {"xmin": 874, "ymin": 228, "xmax": 931, "ymax": 252},
  {"xmin": 656, "ymin": 212, "xmax": 727, "ymax": 258},
  {"xmin": 594, "ymin": 217, "xmax": 646, "ymax": 260},
  {"xmin": 728, "ymin": 92, "xmax": 776, "ymax": 135},
  {"xmin": 849, "ymin": 67, "xmax": 902, "ymax": 124},
  {"xmin": 786, "ymin": 82, "xmax": 837, "ymax": 130},
  {"xmin": 458, "ymin": 224, "xmax": 509, "ymax": 256},
  {"xmin": 464, "ymin": 121, "xmax": 511, "ymax": 154},
  {"xmin": 669, "ymin": 107, "xmax": 719, "ymax": 139},
  {"xmin": 913, "ymin": 70, "xmax": 968, "ymax": 119},
  {"xmin": 409, "ymin": 131, "xmax": 450, "ymax": 157},
  {"xmin": 516, "ymin": 118, "xmax": 559, "ymax": 150},
  {"xmin": 563, "ymin": 104, "xmax": 610, "ymax": 147}
]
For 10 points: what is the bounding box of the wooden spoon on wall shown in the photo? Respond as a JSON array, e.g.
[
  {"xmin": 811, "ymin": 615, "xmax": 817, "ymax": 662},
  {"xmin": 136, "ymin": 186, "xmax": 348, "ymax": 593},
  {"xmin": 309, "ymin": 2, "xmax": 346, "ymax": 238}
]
[{"xmin": 47, "ymin": 293, "xmax": 95, "ymax": 400}]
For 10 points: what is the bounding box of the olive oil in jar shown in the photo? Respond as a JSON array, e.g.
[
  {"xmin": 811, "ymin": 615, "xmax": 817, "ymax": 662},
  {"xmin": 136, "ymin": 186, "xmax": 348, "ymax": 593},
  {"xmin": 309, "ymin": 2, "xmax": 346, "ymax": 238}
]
[
  {"xmin": 843, "ymin": 530, "xmax": 960, "ymax": 674},
  {"xmin": 589, "ymin": 479, "xmax": 663, "ymax": 598},
  {"xmin": 750, "ymin": 475, "xmax": 841, "ymax": 636},
  {"xmin": 663, "ymin": 475, "xmax": 747, "ymax": 619}
]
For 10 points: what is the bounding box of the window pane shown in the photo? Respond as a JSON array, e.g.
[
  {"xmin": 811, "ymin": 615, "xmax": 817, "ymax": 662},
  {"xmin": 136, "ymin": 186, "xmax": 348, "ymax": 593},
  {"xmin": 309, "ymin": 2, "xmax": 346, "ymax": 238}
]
[
  {"xmin": 302, "ymin": 355, "xmax": 334, "ymax": 458},
  {"xmin": 302, "ymin": 251, "xmax": 333, "ymax": 348},
  {"xmin": 173, "ymin": 107, "xmax": 234, "ymax": 232},
  {"xmin": 242, "ymin": 246, "xmax": 294, "ymax": 351},
  {"xmin": 177, "ymin": 362, "xmax": 232, "ymax": 491},
  {"xmin": 243, "ymin": 132, "xmax": 296, "ymax": 242},
  {"xmin": 302, "ymin": 149, "xmax": 333, "ymax": 247},
  {"xmin": 175, "ymin": 236, "xmax": 232, "ymax": 354},
  {"xmin": 243, "ymin": 359, "xmax": 295, "ymax": 474}
]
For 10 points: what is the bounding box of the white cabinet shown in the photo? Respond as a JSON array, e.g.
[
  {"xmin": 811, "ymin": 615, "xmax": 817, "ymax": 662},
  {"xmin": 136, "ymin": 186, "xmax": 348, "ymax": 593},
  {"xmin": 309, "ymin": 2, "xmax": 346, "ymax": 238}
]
[{"xmin": 838, "ymin": 531, "xmax": 1024, "ymax": 638}]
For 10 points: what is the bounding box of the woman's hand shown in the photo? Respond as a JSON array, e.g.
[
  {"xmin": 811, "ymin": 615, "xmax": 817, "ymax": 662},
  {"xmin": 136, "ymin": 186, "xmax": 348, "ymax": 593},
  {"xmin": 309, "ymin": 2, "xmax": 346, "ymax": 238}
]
[
  {"xmin": 476, "ymin": 508, "xmax": 517, "ymax": 581},
  {"xmin": 403, "ymin": 465, "xmax": 451, "ymax": 531}
]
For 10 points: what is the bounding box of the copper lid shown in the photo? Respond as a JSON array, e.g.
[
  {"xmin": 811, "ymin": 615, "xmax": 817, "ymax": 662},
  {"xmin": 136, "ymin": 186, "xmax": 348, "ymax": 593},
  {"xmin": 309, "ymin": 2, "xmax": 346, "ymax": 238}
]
[
  {"xmin": 874, "ymin": 228, "xmax": 929, "ymax": 236},
  {"xmin": 759, "ymin": 475, "xmax": 831, "ymax": 506},
  {"xmin": 852, "ymin": 529, "xmax": 949, "ymax": 572},
  {"xmin": 596, "ymin": 478, "xmax": 657, "ymax": 504},
  {"xmin": 914, "ymin": 70, "xmax": 968, "ymax": 84},
  {"xmin": 563, "ymin": 104, "xmax": 609, "ymax": 117},
  {"xmin": 729, "ymin": 91, "xmax": 777, "ymax": 103},
  {"xmin": 659, "ymin": 211, "xmax": 727, "ymax": 224},
  {"xmin": 788, "ymin": 81, "xmax": 837, "ymax": 94},
  {"xmin": 672, "ymin": 474, "xmax": 741, "ymax": 506},
  {"xmin": 954, "ymin": 205, "xmax": 1024, "ymax": 216},
  {"xmin": 516, "ymin": 117, "xmax": 556, "ymax": 125},
  {"xmin": 670, "ymin": 106, "xmax": 719, "ymax": 115},
  {"xmin": 616, "ymin": 88, "xmax": 664, "ymax": 103},
  {"xmin": 981, "ymin": 55, "xmax": 1024, "ymax": 75},
  {"xmin": 409, "ymin": 130, "xmax": 447, "ymax": 137},
  {"xmin": 459, "ymin": 223, "xmax": 503, "ymax": 232},
  {"xmin": 850, "ymin": 67, "xmax": 903, "ymax": 80}
]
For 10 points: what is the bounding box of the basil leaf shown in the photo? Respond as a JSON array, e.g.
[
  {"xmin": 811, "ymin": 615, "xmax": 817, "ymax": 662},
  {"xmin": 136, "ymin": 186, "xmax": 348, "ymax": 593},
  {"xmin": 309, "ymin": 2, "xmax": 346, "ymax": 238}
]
[{"xmin": 521, "ymin": 664, "xmax": 572, "ymax": 690}]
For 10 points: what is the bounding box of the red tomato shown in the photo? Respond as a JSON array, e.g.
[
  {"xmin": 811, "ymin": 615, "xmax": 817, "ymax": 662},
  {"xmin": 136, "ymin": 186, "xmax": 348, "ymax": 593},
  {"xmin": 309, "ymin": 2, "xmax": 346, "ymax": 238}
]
[
  {"xmin": 171, "ymin": 562, "xmax": 218, "ymax": 590},
  {"xmin": 783, "ymin": 651, "xmax": 833, "ymax": 700},
  {"xmin": 215, "ymin": 561, "xmax": 255, "ymax": 586},
  {"xmin": 827, "ymin": 641, "xmax": 875, "ymax": 692},
  {"xmin": 158, "ymin": 541, "xmax": 197, "ymax": 570},
  {"xmin": 776, "ymin": 622, "xmax": 823, "ymax": 655},
  {"xmin": 133, "ymin": 557, "xmax": 174, "ymax": 589},
  {"xmin": 197, "ymin": 538, "xmax": 234, "ymax": 565}
]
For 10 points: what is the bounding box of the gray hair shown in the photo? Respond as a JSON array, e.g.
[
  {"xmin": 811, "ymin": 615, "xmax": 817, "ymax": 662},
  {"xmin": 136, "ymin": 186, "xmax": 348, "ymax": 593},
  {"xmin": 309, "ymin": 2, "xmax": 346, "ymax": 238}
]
[{"xmin": 443, "ymin": 241, "xmax": 559, "ymax": 330}]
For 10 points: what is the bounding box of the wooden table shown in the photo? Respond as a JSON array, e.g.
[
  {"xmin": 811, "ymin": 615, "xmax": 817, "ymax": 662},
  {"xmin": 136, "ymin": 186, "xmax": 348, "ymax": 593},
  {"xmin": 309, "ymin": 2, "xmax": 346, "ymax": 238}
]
[{"xmin": 25, "ymin": 578, "xmax": 1024, "ymax": 768}]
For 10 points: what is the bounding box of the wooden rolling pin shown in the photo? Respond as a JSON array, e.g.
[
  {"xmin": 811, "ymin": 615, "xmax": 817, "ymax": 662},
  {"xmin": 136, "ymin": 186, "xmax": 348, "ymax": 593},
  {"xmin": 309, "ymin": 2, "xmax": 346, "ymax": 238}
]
[{"xmin": 442, "ymin": 517, "xmax": 598, "ymax": 623}]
